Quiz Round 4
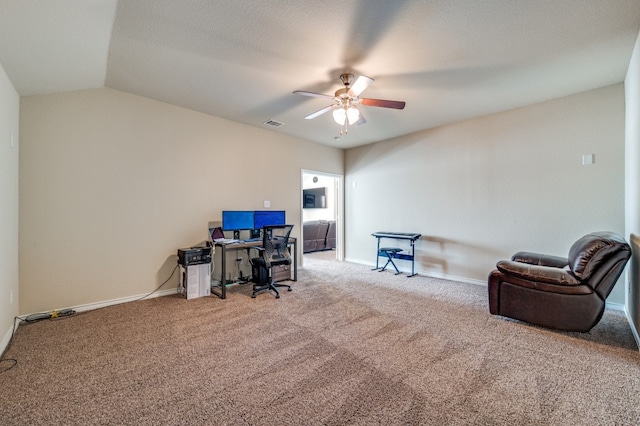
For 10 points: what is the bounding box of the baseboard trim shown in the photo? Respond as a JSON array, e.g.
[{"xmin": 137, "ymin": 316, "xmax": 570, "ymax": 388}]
[
  {"xmin": 1, "ymin": 316, "xmax": 21, "ymax": 358},
  {"xmin": 68, "ymin": 287, "xmax": 179, "ymax": 314},
  {"xmin": 1, "ymin": 287, "xmax": 180, "ymax": 358},
  {"xmin": 625, "ymin": 307, "xmax": 640, "ymax": 352},
  {"xmin": 344, "ymin": 257, "xmax": 486, "ymax": 286},
  {"xmin": 605, "ymin": 301, "xmax": 625, "ymax": 312}
]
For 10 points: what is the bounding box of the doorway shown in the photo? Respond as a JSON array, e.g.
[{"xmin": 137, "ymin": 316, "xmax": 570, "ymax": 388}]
[{"xmin": 301, "ymin": 170, "xmax": 344, "ymax": 263}]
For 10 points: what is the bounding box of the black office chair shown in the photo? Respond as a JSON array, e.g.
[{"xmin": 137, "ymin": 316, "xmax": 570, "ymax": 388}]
[{"xmin": 250, "ymin": 224, "xmax": 294, "ymax": 298}]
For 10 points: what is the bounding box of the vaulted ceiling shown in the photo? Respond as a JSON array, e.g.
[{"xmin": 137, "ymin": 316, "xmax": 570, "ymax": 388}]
[{"xmin": 1, "ymin": 0, "xmax": 640, "ymax": 148}]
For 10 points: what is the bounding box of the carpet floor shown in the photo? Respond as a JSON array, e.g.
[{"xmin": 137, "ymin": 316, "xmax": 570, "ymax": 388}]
[{"xmin": 1, "ymin": 253, "xmax": 640, "ymax": 425}]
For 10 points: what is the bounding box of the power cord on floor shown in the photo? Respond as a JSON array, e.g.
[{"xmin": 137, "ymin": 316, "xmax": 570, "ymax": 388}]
[
  {"xmin": 24, "ymin": 308, "xmax": 76, "ymax": 323},
  {"xmin": 135, "ymin": 263, "xmax": 179, "ymax": 302},
  {"xmin": 0, "ymin": 263, "xmax": 180, "ymax": 374},
  {"xmin": 0, "ymin": 309, "xmax": 77, "ymax": 375},
  {"xmin": 0, "ymin": 316, "xmax": 22, "ymax": 374},
  {"xmin": 74, "ymin": 263, "xmax": 180, "ymax": 315}
]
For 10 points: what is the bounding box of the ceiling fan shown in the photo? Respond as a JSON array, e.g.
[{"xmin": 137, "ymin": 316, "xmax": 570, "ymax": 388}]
[{"xmin": 293, "ymin": 73, "xmax": 406, "ymax": 134}]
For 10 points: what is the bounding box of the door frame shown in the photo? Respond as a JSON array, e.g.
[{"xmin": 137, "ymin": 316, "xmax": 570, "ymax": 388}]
[{"xmin": 301, "ymin": 169, "xmax": 344, "ymax": 263}]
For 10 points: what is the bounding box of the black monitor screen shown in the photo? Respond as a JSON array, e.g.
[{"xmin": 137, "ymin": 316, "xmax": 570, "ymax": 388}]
[
  {"xmin": 254, "ymin": 210, "xmax": 286, "ymax": 230},
  {"xmin": 222, "ymin": 211, "xmax": 255, "ymax": 231},
  {"xmin": 303, "ymin": 187, "xmax": 326, "ymax": 208}
]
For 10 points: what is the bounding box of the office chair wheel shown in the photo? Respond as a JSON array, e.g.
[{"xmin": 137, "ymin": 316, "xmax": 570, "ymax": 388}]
[
  {"xmin": 275, "ymin": 294, "xmax": 280, "ymax": 299},
  {"xmin": 287, "ymin": 288, "xmax": 292, "ymax": 291},
  {"xmin": 251, "ymin": 294, "xmax": 256, "ymax": 298}
]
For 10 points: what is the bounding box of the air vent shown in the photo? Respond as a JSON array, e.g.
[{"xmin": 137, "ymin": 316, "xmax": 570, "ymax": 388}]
[{"xmin": 263, "ymin": 119, "xmax": 284, "ymax": 128}]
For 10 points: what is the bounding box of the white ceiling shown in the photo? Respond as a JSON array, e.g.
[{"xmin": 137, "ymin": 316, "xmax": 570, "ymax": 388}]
[{"xmin": 1, "ymin": 0, "xmax": 640, "ymax": 149}]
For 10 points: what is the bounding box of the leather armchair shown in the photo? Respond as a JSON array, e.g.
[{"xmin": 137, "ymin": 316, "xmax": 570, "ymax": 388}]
[{"xmin": 488, "ymin": 231, "xmax": 631, "ymax": 332}]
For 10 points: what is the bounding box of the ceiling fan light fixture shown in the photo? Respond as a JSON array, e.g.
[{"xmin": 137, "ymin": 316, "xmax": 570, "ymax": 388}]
[
  {"xmin": 346, "ymin": 106, "xmax": 360, "ymax": 124},
  {"xmin": 333, "ymin": 106, "xmax": 360, "ymax": 125},
  {"xmin": 294, "ymin": 73, "xmax": 404, "ymax": 136},
  {"xmin": 332, "ymin": 108, "xmax": 346, "ymax": 125}
]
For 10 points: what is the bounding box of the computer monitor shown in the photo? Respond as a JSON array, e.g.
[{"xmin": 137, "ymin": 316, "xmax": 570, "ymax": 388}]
[
  {"xmin": 222, "ymin": 211, "xmax": 255, "ymax": 239},
  {"xmin": 254, "ymin": 210, "xmax": 286, "ymax": 231}
]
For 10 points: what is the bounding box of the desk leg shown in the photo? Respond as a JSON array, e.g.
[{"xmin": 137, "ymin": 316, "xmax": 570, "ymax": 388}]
[
  {"xmin": 408, "ymin": 241, "xmax": 417, "ymax": 277},
  {"xmin": 221, "ymin": 246, "xmax": 227, "ymax": 298},
  {"xmin": 293, "ymin": 240, "xmax": 298, "ymax": 281},
  {"xmin": 211, "ymin": 245, "xmax": 226, "ymax": 299}
]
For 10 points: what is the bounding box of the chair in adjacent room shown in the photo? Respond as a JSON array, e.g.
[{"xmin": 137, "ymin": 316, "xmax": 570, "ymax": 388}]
[
  {"xmin": 488, "ymin": 231, "xmax": 631, "ymax": 332},
  {"xmin": 250, "ymin": 224, "xmax": 294, "ymax": 299}
]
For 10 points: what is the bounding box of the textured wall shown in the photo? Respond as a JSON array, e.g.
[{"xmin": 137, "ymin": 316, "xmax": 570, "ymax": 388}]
[
  {"xmin": 345, "ymin": 85, "xmax": 626, "ymax": 302},
  {"xmin": 19, "ymin": 88, "xmax": 343, "ymax": 314}
]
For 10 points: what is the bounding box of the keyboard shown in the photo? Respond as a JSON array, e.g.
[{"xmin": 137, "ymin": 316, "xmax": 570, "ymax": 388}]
[{"xmin": 243, "ymin": 238, "xmax": 261, "ymax": 243}]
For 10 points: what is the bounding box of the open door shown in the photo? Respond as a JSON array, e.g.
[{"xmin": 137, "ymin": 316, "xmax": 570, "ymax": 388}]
[{"xmin": 301, "ymin": 170, "xmax": 343, "ymax": 263}]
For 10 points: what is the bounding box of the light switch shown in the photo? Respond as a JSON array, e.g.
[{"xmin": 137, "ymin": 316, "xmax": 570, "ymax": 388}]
[
  {"xmin": 10, "ymin": 133, "xmax": 14, "ymax": 149},
  {"xmin": 582, "ymin": 154, "xmax": 594, "ymax": 165},
  {"xmin": 264, "ymin": 200, "xmax": 270, "ymax": 208}
]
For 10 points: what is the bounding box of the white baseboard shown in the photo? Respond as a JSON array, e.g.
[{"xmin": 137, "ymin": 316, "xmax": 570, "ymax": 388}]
[
  {"xmin": 1, "ymin": 288, "xmax": 179, "ymax": 358},
  {"xmin": 347, "ymin": 255, "xmax": 638, "ymax": 348},
  {"xmin": 1, "ymin": 316, "xmax": 21, "ymax": 358},
  {"xmin": 68, "ymin": 287, "xmax": 179, "ymax": 313},
  {"xmin": 344, "ymin": 257, "xmax": 486, "ymax": 286},
  {"xmin": 605, "ymin": 301, "xmax": 625, "ymax": 312},
  {"xmin": 625, "ymin": 308, "xmax": 640, "ymax": 352}
]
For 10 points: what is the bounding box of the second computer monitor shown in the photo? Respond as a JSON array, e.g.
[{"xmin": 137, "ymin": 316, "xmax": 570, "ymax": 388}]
[
  {"xmin": 222, "ymin": 210, "xmax": 255, "ymax": 239},
  {"xmin": 254, "ymin": 210, "xmax": 286, "ymax": 230}
]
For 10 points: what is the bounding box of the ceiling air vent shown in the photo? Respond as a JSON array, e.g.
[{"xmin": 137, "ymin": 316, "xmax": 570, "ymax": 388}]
[{"xmin": 263, "ymin": 119, "xmax": 284, "ymax": 128}]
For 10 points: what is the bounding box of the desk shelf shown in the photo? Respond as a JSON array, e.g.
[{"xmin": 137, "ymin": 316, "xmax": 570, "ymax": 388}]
[{"xmin": 212, "ymin": 238, "xmax": 297, "ymax": 299}]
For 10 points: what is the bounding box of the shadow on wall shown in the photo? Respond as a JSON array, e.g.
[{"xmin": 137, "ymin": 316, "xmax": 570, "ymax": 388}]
[
  {"xmin": 414, "ymin": 235, "xmax": 503, "ymax": 281},
  {"xmin": 157, "ymin": 254, "xmax": 181, "ymax": 291},
  {"xmin": 415, "ymin": 236, "xmax": 450, "ymax": 274}
]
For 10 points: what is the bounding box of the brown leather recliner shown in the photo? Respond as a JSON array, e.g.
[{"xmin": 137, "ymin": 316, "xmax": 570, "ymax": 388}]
[{"xmin": 488, "ymin": 231, "xmax": 631, "ymax": 332}]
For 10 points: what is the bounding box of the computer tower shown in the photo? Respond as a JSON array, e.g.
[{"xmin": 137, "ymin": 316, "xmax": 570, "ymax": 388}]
[
  {"xmin": 251, "ymin": 263, "xmax": 291, "ymax": 284},
  {"xmin": 179, "ymin": 263, "xmax": 211, "ymax": 299}
]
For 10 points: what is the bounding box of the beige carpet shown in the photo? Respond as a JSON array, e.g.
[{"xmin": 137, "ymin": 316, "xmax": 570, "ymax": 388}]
[{"xmin": 1, "ymin": 254, "xmax": 640, "ymax": 425}]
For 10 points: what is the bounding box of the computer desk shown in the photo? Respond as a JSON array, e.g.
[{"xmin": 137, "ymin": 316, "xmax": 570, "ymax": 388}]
[{"xmin": 212, "ymin": 238, "xmax": 297, "ymax": 299}]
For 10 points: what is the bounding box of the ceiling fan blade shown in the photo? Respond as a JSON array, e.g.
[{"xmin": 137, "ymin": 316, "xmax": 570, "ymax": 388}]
[
  {"xmin": 293, "ymin": 90, "xmax": 335, "ymax": 99},
  {"xmin": 348, "ymin": 75, "xmax": 374, "ymax": 97},
  {"xmin": 361, "ymin": 98, "xmax": 406, "ymax": 109},
  {"xmin": 305, "ymin": 104, "xmax": 337, "ymax": 119}
]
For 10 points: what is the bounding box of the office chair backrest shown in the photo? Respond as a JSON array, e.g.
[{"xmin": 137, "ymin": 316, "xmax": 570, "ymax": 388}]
[{"xmin": 262, "ymin": 224, "xmax": 293, "ymax": 268}]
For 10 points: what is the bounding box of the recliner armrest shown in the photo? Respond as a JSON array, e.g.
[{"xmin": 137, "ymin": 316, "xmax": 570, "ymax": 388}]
[
  {"xmin": 511, "ymin": 251, "xmax": 569, "ymax": 268},
  {"xmin": 496, "ymin": 260, "xmax": 579, "ymax": 286}
]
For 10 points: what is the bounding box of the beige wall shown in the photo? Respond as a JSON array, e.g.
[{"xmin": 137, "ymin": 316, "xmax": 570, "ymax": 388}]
[
  {"xmin": 625, "ymin": 31, "xmax": 640, "ymax": 336},
  {"xmin": 345, "ymin": 84, "xmax": 626, "ymax": 303},
  {"xmin": 0, "ymin": 62, "xmax": 19, "ymax": 349},
  {"xmin": 19, "ymin": 88, "xmax": 343, "ymax": 314},
  {"xmin": 11, "ymin": 80, "xmax": 632, "ymax": 317}
]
